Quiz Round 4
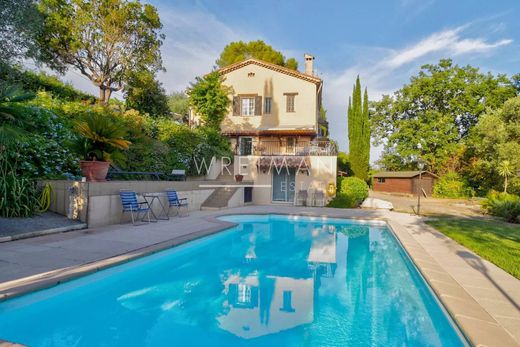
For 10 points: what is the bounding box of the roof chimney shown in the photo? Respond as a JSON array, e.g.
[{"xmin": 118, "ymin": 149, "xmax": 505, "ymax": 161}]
[{"xmin": 304, "ymin": 54, "xmax": 314, "ymax": 75}]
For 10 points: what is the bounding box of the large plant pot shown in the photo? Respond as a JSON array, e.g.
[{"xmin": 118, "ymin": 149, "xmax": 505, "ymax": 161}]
[{"xmin": 80, "ymin": 160, "xmax": 110, "ymax": 182}]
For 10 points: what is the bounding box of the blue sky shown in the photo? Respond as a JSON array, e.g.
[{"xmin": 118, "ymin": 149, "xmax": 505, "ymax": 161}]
[{"xmin": 59, "ymin": 0, "xmax": 520, "ymax": 161}]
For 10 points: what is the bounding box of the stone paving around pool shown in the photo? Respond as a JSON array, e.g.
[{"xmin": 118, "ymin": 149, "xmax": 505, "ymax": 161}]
[{"xmin": 0, "ymin": 206, "xmax": 518, "ymax": 347}]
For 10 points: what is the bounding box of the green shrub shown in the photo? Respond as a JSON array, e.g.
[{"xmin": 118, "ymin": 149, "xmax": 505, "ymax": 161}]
[
  {"xmin": 433, "ymin": 172, "xmax": 474, "ymax": 198},
  {"xmin": 482, "ymin": 191, "xmax": 520, "ymax": 223},
  {"xmin": 0, "ymin": 155, "xmax": 40, "ymax": 217},
  {"xmin": 328, "ymin": 176, "xmax": 369, "ymax": 208}
]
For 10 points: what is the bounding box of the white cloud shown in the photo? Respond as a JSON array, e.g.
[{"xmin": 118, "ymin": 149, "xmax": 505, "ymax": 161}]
[
  {"xmin": 156, "ymin": 7, "xmax": 253, "ymax": 93},
  {"xmin": 322, "ymin": 24, "xmax": 513, "ymax": 163},
  {"xmin": 387, "ymin": 26, "xmax": 512, "ymax": 68}
]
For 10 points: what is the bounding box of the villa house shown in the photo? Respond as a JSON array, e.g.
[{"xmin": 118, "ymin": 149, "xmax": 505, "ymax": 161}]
[{"xmin": 192, "ymin": 54, "xmax": 337, "ymax": 205}]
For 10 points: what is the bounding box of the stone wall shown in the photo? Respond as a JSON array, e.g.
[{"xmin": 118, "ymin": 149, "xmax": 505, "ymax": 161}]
[{"xmin": 40, "ymin": 180, "xmax": 244, "ymax": 228}]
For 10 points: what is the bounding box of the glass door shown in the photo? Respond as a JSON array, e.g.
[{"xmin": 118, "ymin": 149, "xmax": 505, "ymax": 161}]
[
  {"xmin": 272, "ymin": 169, "xmax": 296, "ymax": 202},
  {"xmin": 239, "ymin": 137, "xmax": 253, "ymax": 155}
]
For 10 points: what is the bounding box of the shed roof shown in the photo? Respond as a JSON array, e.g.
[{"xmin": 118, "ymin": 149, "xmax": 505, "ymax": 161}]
[{"xmin": 372, "ymin": 171, "xmax": 437, "ymax": 178}]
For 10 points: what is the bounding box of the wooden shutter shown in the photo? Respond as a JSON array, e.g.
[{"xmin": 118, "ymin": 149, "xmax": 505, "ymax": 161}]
[
  {"xmin": 233, "ymin": 96, "xmax": 240, "ymax": 116},
  {"xmin": 255, "ymin": 96, "xmax": 262, "ymax": 115}
]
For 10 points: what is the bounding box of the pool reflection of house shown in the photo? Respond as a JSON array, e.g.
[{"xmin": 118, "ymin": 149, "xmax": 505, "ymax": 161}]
[
  {"xmin": 218, "ymin": 275, "xmax": 314, "ymax": 339},
  {"xmin": 217, "ymin": 224, "xmax": 337, "ymax": 339}
]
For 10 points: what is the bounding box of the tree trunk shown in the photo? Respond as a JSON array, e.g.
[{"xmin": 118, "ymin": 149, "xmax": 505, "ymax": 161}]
[
  {"xmin": 99, "ymin": 87, "xmax": 107, "ymax": 104},
  {"xmin": 504, "ymin": 176, "xmax": 508, "ymax": 193}
]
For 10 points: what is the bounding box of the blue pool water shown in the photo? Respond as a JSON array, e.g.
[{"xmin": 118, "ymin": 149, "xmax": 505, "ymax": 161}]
[{"xmin": 0, "ymin": 215, "xmax": 467, "ymax": 346}]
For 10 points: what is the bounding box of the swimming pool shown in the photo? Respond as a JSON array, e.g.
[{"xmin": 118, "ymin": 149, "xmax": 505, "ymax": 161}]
[{"xmin": 0, "ymin": 214, "xmax": 467, "ymax": 346}]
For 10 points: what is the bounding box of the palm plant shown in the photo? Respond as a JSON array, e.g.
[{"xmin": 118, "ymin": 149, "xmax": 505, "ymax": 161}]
[
  {"xmin": 0, "ymin": 82, "xmax": 35, "ymax": 147},
  {"xmin": 74, "ymin": 112, "xmax": 131, "ymax": 164},
  {"xmin": 498, "ymin": 160, "xmax": 513, "ymax": 193}
]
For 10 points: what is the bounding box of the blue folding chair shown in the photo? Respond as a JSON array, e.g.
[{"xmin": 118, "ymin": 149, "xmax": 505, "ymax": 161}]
[
  {"xmin": 166, "ymin": 189, "xmax": 189, "ymax": 217},
  {"xmin": 119, "ymin": 190, "xmax": 151, "ymax": 225}
]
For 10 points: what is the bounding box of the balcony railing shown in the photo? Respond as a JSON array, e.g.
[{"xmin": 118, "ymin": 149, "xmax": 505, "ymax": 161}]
[{"xmin": 235, "ymin": 139, "xmax": 337, "ymax": 156}]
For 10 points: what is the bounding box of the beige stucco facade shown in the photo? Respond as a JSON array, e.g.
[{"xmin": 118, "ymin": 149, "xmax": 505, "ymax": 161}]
[{"xmin": 192, "ymin": 57, "xmax": 337, "ymax": 206}]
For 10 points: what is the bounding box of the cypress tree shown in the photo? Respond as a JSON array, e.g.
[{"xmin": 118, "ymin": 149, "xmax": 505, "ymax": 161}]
[{"xmin": 348, "ymin": 76, "xmax": 370, "ymax": 180}]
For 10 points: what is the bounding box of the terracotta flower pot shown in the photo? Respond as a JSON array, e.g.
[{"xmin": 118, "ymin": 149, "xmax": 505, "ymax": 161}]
[
  {"xmin": 79, "ymin": 160, "xmax": 110, "ymax": 182},
  {"xmin": 235, "ymin": 174, "xmax": 244, "ymax": 182}
]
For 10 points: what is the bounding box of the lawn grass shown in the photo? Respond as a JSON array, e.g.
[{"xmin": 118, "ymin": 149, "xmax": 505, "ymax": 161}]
[{"xmin": 425, "ymin": 218, "xmax": 520, "ymax": 279}]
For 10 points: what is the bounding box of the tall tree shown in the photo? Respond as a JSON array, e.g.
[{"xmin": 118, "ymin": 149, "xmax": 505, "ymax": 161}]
[
  {"xmin": 37, "ymin": 0, "xmax": 164, "ymax": 103},
  {"xmin": 216, "ymin": 40, "xmax": 298, "ymax": 70},
  {"xmin": 468, "ymin": 96, "xmax": 520, "ymax": 194},
  {"xmin": 167, "ymin": 92, "xmax": 189, "ymax": 123},
  {"xmin": 124, "ymin": 71, "xmax": 170, "ymax": 117},
  {"xmin": 187, "ymin": 72, "xmax": 232, "ymax": 130},
  {"xmin": 371, "ymin": 59, "xmax": 516, "ymax": 173},
  {"xmin": 348, "ymin": 76, "xmax": 370, "ymax": 180},
  {"xmin": 513, "ymin": 73, "xmax": 520, "ymax": 94},
  {"xmin": 0, "ymin": 0, "xmax": 43, "ymax": 66}
]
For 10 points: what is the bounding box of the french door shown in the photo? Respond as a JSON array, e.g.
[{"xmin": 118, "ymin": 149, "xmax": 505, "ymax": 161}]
[{"xmin": 272, "ymin": 169, "xmax": 296, "ymax": 202}]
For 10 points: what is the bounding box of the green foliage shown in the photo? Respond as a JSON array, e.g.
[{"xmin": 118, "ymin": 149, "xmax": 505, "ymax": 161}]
[
  {"xmin": 0, "ymin": 0, "xmax": 43, "ymax": 65},
  {"xmin": 0, "ymin": 65, "xmax": 95, "ymax": 102},
  {"xmin": 371, "ymin": 59, "xmax": 516, "ymax": 174},
  {"xmin": 337, "ymin": 151, "xmax": 353, "ymax": 176},
  {"xmin": 512, "ymin": 73, "xmax": 520, "ymax": 94},
  {"xmin": 167, "ymin": 91, "xmax": 189, "ymax": 123},
  {"xmin": 216, "ymin": 40, "xmax": 298, "ymax": 70},
  {"xmin": 328, "ymin": 176, "xmax": 369, "ymax": 208},
  {"xmin": 74, "ymin": 111, "xmax": 131, "ymax": 165},
  {"xmin": 467, "ymin": 96, "xmax": 520, "ymax": 194},
  {"xmin": 348, "ymin": 76, "xmax": 370, "ymax": 180},
  {"xmin": 187, "ymin": 72, "xmax": 232, "ymax": 130},
  {"xmin": 37, "ymin": 0, "xmax": 164, "ymax": 103},
  {"xmin": 0, "ymin": 82, "xmax": 35, "ymax": 146},
  {"xmin": 433, "ymin": 172, "xmax": 473, "ymax": 198},
  {"xmin": 482, "ymin": 191, "xmax": 520, "ymax": 224},
  {"xmin": 0, "ymin": 154, "xmax": 40, "ymax": 217},
  {"xmin": 124, "ymin": 71, "xmax": 170, "ymax": 117}
]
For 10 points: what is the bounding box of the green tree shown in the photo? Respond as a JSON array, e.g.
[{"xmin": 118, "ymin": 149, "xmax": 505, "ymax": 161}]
[
  {"xmin": 0, "ymin": 83, "xmax": 35, "ymax": 146},
  {"xmin": 167, "ymin": 92, "xmax": 189, "ymax": 123},
  {"xmin": 37, "ymin": 0, "xmax": 164, "ymax": 103},
  {"xmin": 124, "ymin": 71, "xmax": 170, "ymax": 117},
  {"xmin": 469, "ymin": 96, "xmax": 520, "ymax": 194},
  {"xmin": 513, "ymin": 73, "xmax": 520, "ymax": 94},
  {"xmin": 348, "ymin": 76, "xmax": 370, "ymax": 180},
  {"xmin": 371, "ymin": 59, "xmax": 516, "ymax": 174},
  {"xmin": 0, "ymin": 0, "xmax": 43, "ymax": 66},
  {"xmin": 187, "ymin": 72, "xmax": 232, "ymax": 130},
  {"xmin": 216, "ymin": 40, "xmax": 298, "ymax": 70},
  {"xmin": 498, "ymin": 160, "xmax": 513, "ymax": 193}
]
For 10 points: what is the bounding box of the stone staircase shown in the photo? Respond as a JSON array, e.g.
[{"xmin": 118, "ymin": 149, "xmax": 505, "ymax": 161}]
[
  {"xmin": 217, "ymin": 163, "xmax": 235, "ymax": 182},
  {"xmin": 200, "ymin": 186, "xmax": 239, "ymax": 210}
]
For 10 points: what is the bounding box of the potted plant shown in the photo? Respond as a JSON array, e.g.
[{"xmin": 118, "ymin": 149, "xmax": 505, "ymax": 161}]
[
  {"xmin": 235, "ymin": 174, "xmax": 244, "ymax": 182},
  {"xmin": 75, "ymin": 112, "xmax": 131, "ymax": 182}
]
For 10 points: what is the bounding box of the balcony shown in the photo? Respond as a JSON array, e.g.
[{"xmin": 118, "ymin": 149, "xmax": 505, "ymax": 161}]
[{"xmin": 234, "ymin": 139, "xmax": 337, "ymax": 156}]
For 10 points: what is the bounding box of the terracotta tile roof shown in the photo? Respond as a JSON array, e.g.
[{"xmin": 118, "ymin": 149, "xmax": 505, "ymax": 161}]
[
  {"xmin": 217, "ymin": 58, "xmax": 323, "ymax": 85},
  {"xmin": 372, "ymin": 171, "xmax": 438, "ymax": 178},
  {"xmin": 222, "ymin": 129, "xmax": 317, "ymax": 136}
]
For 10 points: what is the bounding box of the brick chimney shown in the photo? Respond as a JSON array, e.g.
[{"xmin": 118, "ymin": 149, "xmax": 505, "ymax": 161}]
[{"xmin": 304, "ymin": 54, "xmax": 315, "ymax": 75}]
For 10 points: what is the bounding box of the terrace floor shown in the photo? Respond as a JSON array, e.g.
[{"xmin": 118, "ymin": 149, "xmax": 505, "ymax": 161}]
[{"xmin": 0, "ymin": 206, "xmax": 518, "ymax": 346}]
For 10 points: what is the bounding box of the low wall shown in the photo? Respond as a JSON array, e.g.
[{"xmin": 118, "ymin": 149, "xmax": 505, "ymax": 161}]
[{"xmin": 41, "ymin": 180, "xmax": 245, "ymax": 228}]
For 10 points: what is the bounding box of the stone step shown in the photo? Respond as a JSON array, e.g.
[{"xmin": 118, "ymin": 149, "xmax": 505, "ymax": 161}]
[{"xmin": 200, "ymin": 187, "xmax": 239, "ymax": 209}]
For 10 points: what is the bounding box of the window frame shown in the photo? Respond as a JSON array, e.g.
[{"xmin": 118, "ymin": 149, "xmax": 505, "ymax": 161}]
[
  {"xmin": 284, "ymin": 93, "xmax": 297, "ymax": 113},
  {"xmin": 240, "ymin": 97, "xmax": 255, "ymax": 116},
  {"xmin": 377, "ymin": 178, "xmax": 386, "ymax": 183},
  {"xmin": 264, "ymin": 97, "xmax": 272, "ymax": 114}
]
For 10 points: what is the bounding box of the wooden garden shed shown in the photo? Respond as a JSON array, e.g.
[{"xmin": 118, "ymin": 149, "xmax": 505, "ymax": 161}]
[{"xmin": 372, "ymin": 171, "xmax": 438, "ymax": 196}]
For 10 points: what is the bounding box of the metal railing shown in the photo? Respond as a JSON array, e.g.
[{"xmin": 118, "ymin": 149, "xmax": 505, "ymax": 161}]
[{"xmin": 235, "ymin": 139, "xmax": 337, "ymax": 156}]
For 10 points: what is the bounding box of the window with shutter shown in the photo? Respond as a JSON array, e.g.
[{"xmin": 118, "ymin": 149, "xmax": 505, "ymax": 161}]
[
  {"xmin": 241, "ymin": 97, "xmax": 255, "ymax": 116},
  {"xmin": 286, "ymin": 94, "xmax": 295, "ymax": 113},
  {"xmin": 264, "ymin": 97, "xmax": 272, "ymax": 114},
  {"xmin": 233, "ymin": 96, "xmax": 240, "ymax": 116},
  {"xmin": 254, "ymin": 96, "xmax": 262, "ymax": 115}
]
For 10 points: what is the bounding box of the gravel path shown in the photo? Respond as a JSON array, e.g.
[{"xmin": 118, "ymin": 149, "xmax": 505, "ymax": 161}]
[{"xmin": 369, "ymin": 191, "xmax": 484, "ymax": 217}]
